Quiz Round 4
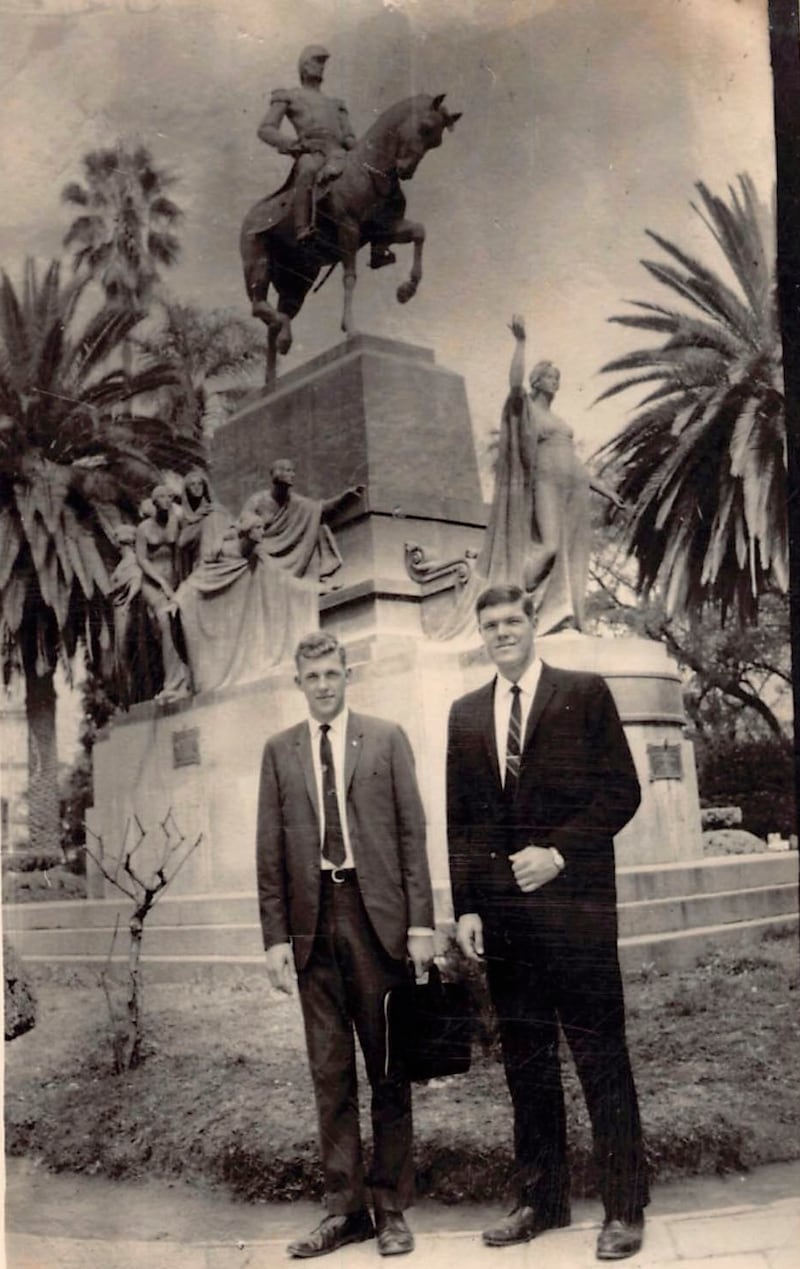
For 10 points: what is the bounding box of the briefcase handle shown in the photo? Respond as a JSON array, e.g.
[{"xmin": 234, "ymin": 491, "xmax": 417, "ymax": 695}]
[{"xmin": 408, "ymin": 958, "xmax": 447, "ymax": 990}]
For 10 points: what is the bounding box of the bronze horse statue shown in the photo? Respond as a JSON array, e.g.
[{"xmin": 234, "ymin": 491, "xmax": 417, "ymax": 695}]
[{"xmin": 240, "ymin": 93, "xmax": 461, "ymax": 384}]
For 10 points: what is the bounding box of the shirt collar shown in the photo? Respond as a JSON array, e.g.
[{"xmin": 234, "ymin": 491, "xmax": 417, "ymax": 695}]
[
  {"xmin": 499, "ymin": 657, "xmax": 542, "ymax": 698},
  {"xmin": 308, "ymin": 706, "xmax": 349, "ymax": 736}
]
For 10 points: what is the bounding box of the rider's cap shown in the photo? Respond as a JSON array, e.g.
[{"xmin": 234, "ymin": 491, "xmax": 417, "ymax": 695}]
[{"xmin": 299, "ymin": 44, "xmax": 330, "ymax": 70}]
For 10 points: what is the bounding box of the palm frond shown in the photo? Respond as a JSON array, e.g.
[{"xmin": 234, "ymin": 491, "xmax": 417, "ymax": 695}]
[{"xmin": 594, "ymin": 175, "xmax": 784, "ymax": 619}]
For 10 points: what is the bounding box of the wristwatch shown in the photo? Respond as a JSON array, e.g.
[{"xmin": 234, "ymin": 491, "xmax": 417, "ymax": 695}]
[{"xmin": 549, "ymin": 847, "xmax": 566, "ymax": 873}]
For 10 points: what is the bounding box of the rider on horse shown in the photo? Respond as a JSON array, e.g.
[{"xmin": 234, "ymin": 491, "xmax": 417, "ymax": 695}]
[{"xmin": 257, "ymin": 46, "xmax": 394, "ymax": 268}]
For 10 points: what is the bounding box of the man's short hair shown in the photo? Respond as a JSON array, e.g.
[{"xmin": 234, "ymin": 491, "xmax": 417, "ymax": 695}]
[
  {"xmin": 294, "ymin": 631, "xmax": 347, "ymax": 669},
  {"xmin": 475, "ymin": 583, "xmax": 535, "ymax": 621}
]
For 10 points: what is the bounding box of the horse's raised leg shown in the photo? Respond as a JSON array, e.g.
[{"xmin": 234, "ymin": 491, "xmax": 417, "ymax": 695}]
[
  {"xmin": 240, "ymin": 228, "xmax": 293, "ymax": 368},
  {"xmin": 266, "ymin": 328, "xmax": 278, "ymax": 389},
  {"xmin": 388, "ymin": 219, "xmax": 425, "ymax": 305},
  {"xmin": 339, "ymin": 224, "xmax": 360, "ymax": 335}
]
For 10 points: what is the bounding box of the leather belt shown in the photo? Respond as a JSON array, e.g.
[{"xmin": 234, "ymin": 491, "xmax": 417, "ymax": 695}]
[{"xmin": 322, "ymin": 867, "xmax": 357, "ymax": 885}]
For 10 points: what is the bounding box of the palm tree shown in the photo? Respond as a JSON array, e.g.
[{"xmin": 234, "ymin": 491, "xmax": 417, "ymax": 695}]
[
  {"xmin": 133, "ymin": 301, "xmax": 266, "ymax": 440},
  {"xmin": 62, "ymin": 144, "xmax": 183, "ymax": 379},
  {"xmin": 593, "ymin": 175, "xmax": 786, "ymax": 621},
  {"xmin": 0, "ymin": 259, "xmax": 201, "ymax": 853}
]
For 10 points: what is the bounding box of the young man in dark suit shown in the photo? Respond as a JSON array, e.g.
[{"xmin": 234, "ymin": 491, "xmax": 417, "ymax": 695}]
[
  {"xmin": 256, "ymin": 631, "xmax": 434, "ymax": 1259},
  {"xmin": 446, "ymin": 584, "xmax": 649, "ymax": 1260}
]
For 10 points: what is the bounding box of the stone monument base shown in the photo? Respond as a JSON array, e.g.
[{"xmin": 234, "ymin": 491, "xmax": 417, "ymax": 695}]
[
  {"xmin": 86, "ymin": 335, "xmax": 702, "ymax": 904},
  {"xmin": 535, "ymin": 630, "xmax": 703, "ymax": 863},
  {"xmin": 87, "ymin": 627, "xmax": 702, "ymax": 907}
]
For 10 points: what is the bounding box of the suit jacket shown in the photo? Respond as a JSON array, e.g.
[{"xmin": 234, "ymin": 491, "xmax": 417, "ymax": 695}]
[
  {"xmin": 256, "ymin": 710, "xmax": 434, "ymax": 970},
  {"xmin": 446, "ymin": 662, "xmax": 640, "ymax": 941}
]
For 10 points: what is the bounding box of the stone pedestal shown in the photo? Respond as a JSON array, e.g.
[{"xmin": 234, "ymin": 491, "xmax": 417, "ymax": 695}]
[
  {"xmin": 87, "ymin": 628, "xmax": 702, "ymax": 907},
  {"xmin": 88, "ymin": 338, "xmax": 703, "ymax": 903},
  {"xmin": 211, "ymin": 334, "xmax": 487, "ymax": 634},
  {"xmin": 535, "ymin": 630, "xmax": 703, "ymax": 863}
]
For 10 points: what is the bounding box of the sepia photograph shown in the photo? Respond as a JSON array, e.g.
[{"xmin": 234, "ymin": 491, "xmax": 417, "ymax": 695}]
[{"xmin": 1, "ymin": 1, "xmax": 797, "ymax": 1266}]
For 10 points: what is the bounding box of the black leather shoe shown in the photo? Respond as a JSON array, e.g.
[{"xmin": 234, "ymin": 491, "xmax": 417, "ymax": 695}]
[
  {"xmin": 287, "ymin": 1210, "xmax": 375, "ymax": 1259},
  {"xmin": 375, "ymin": 1209, "xmax": 414, "ymax": 1256},
  {"xmin": 482, "ymin": 1205, "xmax": 570, "ymax": 1247},
  {"xmin": 596, "ymin": 1215, "xmax": 645, "ymax": 1260}
]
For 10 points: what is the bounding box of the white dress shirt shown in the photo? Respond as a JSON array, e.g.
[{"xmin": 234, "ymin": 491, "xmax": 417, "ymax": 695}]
[
  {"xmin": 307, "ymin": 708, "xmax": 433, "ymax": 940},
  {"xmin": 308, "ymin": 708, "xmax": 356, "ymax": 870},
  {"xmin": 493, "ymin": 658, "xmax": 543, "ymax": 784}
]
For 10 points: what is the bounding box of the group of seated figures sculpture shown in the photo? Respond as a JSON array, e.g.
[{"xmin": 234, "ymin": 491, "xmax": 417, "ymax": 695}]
[{"xmin": 109, "ymin": 461, "xmax": 364, "ymax": 704}]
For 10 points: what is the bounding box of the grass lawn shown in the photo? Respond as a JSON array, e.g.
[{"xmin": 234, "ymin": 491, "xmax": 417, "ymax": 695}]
[{"xmin": 4, "ymin": 930, "xmax": 798, "ymax": 1204}]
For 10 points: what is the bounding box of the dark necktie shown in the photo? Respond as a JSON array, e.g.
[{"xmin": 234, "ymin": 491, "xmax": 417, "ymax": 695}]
[
  {"xmin": 319, "ymin": 724, "xmax": 346, "ymax": 867},
  {"xmin": 505, "ymin": 684, "xmax": 522, "ymax": 793}
]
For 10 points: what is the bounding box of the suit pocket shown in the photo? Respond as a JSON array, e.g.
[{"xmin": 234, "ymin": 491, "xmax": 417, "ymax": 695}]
[{"xmin": 353, "ymin": 754, "xmax": 391, "ymax": 781}]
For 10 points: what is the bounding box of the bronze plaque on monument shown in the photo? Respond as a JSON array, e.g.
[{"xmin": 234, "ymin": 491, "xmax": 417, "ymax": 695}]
[
  {"xmin": 172, "ymin": 728, "xmax": 201, "ymax": 769},
  {"xmin": 647, "ymin": 743, "xmax": 683, "ymax": 782}
]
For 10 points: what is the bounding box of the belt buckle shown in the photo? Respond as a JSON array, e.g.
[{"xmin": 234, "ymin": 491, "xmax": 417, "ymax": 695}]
[{"xmin": 331, "ymin": 866, "xmax": 347, "ymax": 884}]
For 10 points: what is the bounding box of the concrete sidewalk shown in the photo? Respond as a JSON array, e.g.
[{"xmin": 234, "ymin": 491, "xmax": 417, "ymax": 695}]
[{"xmin": 5, "ymin": 1159, "xmax": 799, "ymax": 1268}]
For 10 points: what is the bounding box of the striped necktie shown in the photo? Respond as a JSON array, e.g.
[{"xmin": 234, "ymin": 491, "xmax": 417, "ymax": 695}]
[{"xmin": 505, "ymin": 683, "xmax": 522, "ymax": 792}]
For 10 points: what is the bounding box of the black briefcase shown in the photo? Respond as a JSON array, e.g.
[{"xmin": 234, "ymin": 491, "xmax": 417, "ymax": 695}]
[{"xmin": 385, "ymin": 962, "xmax": 473, "ymax": 1082}]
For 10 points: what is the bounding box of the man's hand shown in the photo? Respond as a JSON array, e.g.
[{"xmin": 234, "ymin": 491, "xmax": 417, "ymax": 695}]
[
  {"xmin": 407, "ymin": 932, "xmax": 435, "ymax": 981},
  {"xmin": 265, "ymin": 942, "xmax": 295, "ymax": 994},
  {"xmin": 456, "ymin": 913, "xmax": 484, "ymax": 961},
  {"xmin": 509, "ymin": 845, "xmax": 560, "ymax": 893}
]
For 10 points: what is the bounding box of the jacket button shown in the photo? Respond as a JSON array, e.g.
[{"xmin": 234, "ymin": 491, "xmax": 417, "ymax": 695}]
[{"xmin": 489, "ymin": 851, "xmax": 497, "ymax": 860}]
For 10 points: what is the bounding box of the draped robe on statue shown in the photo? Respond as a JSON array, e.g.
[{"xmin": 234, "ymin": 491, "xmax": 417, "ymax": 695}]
[
  {"xmin": 241, "ymin": 489, "xmax": 342, "ymax": 582},
  {"xmin": 177, "ymin": 484, "xmax": 232, "ymax": 581},
  {"xmin": 429, "ymin": 392, "xmax": 591, "ymax": 639},
  {"xmin": 176, "ymin": 546, "xmax": 318, "ymax": 693}
]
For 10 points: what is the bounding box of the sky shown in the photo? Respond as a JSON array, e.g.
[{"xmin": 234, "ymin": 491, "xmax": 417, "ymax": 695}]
[
  {"xmin": 0, "ymin": 0, "xmax": 776, "ymax": 461},
  {"xmin": 0, "ymin": 0, "xmax": 777, "ymax": 757}
]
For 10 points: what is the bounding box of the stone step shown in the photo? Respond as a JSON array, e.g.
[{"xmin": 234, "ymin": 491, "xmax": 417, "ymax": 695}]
[
  {"xmin": 5, "ymin": 853, "xmax": 796, "ymax": 932},
  {"xmin": 2, "ymin": 892, "xmax": 261, "ymax": 932},
  {"xmin": 615, "ymin": 852, "xmax": 798, "ymax": 903},
  {"xmin": 620, "ymin": 915, "xmax": 797, "ymax": 973},
  {"xmin": 10, "ymin": 878, "xmax": 796, "ymax": 962},
  {"xmin": 618, "ymin": 883, "xmax": 797, "ymax": 937},
  {"xmin": 10, "ymin": 921, "xmax": 265, "ymax": 960},
  {"xmin": 5, "ymin": 854, "xmax": 796, "ymax": 979},
  {"xmin": 17, "ymin": 913, "xmax": 795, "ymax": 982}
]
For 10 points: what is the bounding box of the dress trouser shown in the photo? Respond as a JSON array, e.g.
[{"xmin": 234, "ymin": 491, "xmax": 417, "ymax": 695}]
[
  {"xmin": 296, "ymin": 872, "xmax": 414, "ymax": 1215},
  {"xmin": 484, "ymin": 918, "xmax": 649, "ymax": 1224}
]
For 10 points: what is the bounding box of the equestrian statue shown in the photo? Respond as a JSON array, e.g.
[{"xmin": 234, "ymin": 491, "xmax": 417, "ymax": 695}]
[{"xmin": 240, "ymin": 45, "xmax": 461, "ymax": 384}]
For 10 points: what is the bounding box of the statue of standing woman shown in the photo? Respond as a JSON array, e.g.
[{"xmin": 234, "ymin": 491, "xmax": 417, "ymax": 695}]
[
  {"xmin": 135, "ymin": 485, "xmax": 190, "ymax": 702},
  {"xmin": 490, "ymin": 315, "xmax": 623, "ymax": 633},
  {"xmin": 429, "ymin": 315, "xmax": 623, "ymax": 641}
]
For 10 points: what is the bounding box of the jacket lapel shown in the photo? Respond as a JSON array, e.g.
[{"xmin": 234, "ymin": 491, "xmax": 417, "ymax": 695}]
[
  {"xmin": 523, "ymin": 662, "xmax": 557, "ymax": 751},
  {"xmin": 294, "ymin": 723, "xmax": 320, "ymax": 823},
  {"xmin": 345, "ymin": 712, "xmax": 364, "ymax": 792},
  {"xmin": 478, "ymin": 680, "xmax": 502, "ymax": 790}
]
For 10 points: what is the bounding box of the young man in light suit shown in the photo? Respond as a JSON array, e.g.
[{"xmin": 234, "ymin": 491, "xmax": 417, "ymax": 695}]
[
  {"xmin": 256, "ymin": 631, "xmax": 434, "ymax": 1259},
  {"xmin": 446, "ymin": 584, "xmax": 649, "ymax": 1260}
]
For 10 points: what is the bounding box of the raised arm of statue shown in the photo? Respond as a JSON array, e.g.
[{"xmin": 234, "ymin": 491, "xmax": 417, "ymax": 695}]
[
  {"xmin": 320, "ymin": 484, "xmax": 365, "ymax": 519},
  {"xmin": 508, "ymin": 313, "xmax": 526, "ymax": 411}
]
